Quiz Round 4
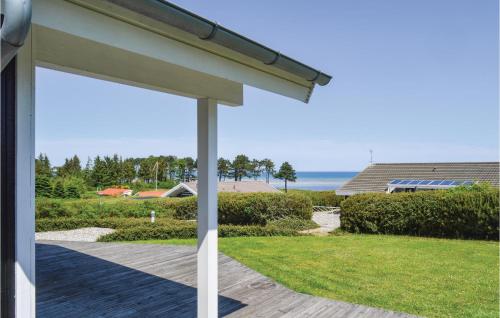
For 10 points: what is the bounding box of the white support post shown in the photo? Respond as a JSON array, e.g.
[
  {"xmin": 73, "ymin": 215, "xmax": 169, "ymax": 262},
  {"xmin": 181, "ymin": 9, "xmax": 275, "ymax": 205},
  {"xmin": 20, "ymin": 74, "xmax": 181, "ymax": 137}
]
[
  {"xmin": 197, "ymin": 98, "xmax": 218, "ymax": 318},
  {"xmin": 10, "ymin": 30, "xmax": 36, "ymax": 318}
]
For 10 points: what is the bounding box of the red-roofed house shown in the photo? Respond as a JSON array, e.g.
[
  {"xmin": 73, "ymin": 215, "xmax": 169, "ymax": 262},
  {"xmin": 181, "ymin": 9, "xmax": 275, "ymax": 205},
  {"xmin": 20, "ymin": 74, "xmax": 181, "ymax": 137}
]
[
  {"xmin": 135, "ymin": 190, "xmax": 169, "ymax": 199},
  {"xmin": 97, "ymin": 188, "xmax": 133, "ymax": 197}
]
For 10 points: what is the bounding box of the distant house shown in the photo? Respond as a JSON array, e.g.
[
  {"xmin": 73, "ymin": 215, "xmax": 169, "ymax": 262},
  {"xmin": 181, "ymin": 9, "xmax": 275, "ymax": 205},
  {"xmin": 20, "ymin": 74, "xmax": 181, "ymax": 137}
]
[
  {"xmin": 97, "ymin": 188, "xmax": 133, "ymax": 197},
  {"xmin": 336, "ymin": 162, "xmax": 499, "ymax": 196},
  {"xmin": 135, "ymin": 190, "xmax": 169, "ymax": 199},
  {"xmin": 164, "ymin": 181, "xmax": 280, "ymax": 197}
]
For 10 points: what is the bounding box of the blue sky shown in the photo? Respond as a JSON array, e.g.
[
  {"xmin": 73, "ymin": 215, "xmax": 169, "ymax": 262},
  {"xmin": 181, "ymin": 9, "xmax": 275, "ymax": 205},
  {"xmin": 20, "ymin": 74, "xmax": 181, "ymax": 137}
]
[{"xmin": 36, "ymin": 0, "xmax": 499, "ymax": 171}]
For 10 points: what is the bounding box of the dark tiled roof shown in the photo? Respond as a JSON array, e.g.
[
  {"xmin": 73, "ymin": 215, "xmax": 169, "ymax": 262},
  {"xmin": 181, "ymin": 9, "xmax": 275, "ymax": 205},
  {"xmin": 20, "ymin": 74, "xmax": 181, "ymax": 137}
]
[{"xmin": 337, "ymin": 162, "xmax": 499, "ymax": 195}]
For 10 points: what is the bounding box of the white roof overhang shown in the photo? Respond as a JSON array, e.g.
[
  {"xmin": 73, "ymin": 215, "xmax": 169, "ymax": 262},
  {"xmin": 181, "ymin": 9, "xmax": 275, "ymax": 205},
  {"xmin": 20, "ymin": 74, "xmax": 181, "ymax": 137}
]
[
  {"xmin": 32, "ymin": 0, "xmax": 243, "ymax": 105},
  {"xmin": 31, "ymin": 0, "xmax": 330, "ymax": 105}
]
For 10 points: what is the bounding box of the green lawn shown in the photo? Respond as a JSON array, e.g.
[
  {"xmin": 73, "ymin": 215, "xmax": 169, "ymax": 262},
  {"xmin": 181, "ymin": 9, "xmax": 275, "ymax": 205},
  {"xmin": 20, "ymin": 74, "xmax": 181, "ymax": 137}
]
[{"xmin": 135, "ymin": 235, "xmax": 499, "ymax": 318}]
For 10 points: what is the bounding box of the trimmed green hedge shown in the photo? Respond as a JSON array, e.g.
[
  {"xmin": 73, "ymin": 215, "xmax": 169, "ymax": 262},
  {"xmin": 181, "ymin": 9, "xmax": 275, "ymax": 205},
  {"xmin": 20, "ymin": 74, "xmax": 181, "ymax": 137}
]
[
  {"xmin": 35, "ymin": 217, "xmax": 189, "ymax": 232},
  {"xmin": 36, "ymin": 216, "xmax": 317, "ymax": 238},
  {"xmin": 289, "ymin": 190, "xmax": 345, "ymax": 206},
  {"xmin": 35, "ymin": 198, "xmax": 181, "ymax": 219},
  {"xmin": 97, "ymin": 224, "xmax": 301, "ymax": 242},
  {"xmin": 340, "ymin": 186, "xmax": 499, "ymax": 240},
  {"xmin": 174, "ymin": 192, "xmax": 312, "ymax": 225}
]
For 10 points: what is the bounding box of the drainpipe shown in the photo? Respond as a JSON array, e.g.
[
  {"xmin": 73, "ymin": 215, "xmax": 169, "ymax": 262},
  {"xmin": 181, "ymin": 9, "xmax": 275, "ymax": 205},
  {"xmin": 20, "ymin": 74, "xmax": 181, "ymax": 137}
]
[{"xmin": 1, "ymin": 0, "xmax": 32, "ymax": 71}]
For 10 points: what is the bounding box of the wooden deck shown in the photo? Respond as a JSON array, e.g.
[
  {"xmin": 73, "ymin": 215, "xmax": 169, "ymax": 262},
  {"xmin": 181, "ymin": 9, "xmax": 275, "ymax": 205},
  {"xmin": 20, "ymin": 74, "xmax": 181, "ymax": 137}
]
[{"xmin": 37, "ymin": 241, "xmax": 418, "ymax": 318}]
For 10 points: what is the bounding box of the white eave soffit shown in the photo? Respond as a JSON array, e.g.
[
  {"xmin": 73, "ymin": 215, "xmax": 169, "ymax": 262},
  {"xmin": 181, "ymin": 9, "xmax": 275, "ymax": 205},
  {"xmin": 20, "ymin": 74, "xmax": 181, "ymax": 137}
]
[{"xmin": 33, "ymin": 0, "xmax": 315, "ymax": 103}]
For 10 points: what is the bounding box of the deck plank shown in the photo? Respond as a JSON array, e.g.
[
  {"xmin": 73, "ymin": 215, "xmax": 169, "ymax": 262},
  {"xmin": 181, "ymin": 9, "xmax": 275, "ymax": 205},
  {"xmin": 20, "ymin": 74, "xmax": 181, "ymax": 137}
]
[{"xmin": 36, "ymin": 241, "xmax": 419, "ymax": 318}]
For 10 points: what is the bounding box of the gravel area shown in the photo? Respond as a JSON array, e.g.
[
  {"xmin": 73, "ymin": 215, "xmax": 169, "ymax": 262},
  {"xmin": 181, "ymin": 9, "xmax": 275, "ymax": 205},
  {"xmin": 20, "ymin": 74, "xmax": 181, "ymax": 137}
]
[
  {"xmin": 36, "ymin": 227, "xmax": 115, "ymax": 242},
  {"xmin": 301, "ymin": 212, "xmax": 341, "ymax": 235}
]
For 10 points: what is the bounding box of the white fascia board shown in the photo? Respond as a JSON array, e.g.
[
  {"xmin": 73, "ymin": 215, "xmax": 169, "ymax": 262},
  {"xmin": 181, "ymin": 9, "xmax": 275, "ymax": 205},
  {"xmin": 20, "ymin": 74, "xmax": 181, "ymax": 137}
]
[{"xmin": 32, "ymin": 0, "xmax": 313, "ymax": 103}]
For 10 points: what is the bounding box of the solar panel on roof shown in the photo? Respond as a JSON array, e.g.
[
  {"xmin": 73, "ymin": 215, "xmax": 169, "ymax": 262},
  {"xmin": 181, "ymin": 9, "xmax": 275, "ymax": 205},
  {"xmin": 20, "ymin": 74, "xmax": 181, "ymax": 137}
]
[
  {"xmin": 440, "ymin": 180, "xmax": 454, "ymax": 185},
  {"xmin": 389, "ymin": 179, "xmax": 402, "ymax": 185},
  {"xmin": 418, "ymin": 180, "xmax": 432, "ymax": 185},
  {"xmin": 462, "ymin": 181, "xmax": 474, "ymax": 185},
  {"xmin": 450, "ymin": 181, "xmax": 460, "ymax": 186},
  {"xmin": 409, "ymin": 180, "xmax": 420, "ymax": 185},
  {"xmin": 399, "ymin": 180, "xmax": 411, "ymax": 185},
  {"xmin": 430, "ymin": 180, "xmax": 442, "ymax": 185}
]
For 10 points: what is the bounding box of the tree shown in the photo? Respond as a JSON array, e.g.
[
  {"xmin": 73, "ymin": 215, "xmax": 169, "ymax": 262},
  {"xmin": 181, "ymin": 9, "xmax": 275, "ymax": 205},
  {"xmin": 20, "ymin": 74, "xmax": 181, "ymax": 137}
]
[
  {"xmin": 232, "ymin": 154, "xmax": 250, "ymax": 181},
  {"xmin": 121, "ymin": 158, "xmax": 136, "ymax": 184},
  {"xmin": 103, "ymin": 155, "xmax": 121, "ymax": 185},
  {"xmin": 217, "ymin": 158, "xmax": 231, "ymax": 181},
  {"xmin": 184, "ymin": 157, "xmax": 196, "ymax": 181},
  {"xmin": 35, "ymin": 175, "xmax": 52, "ymax": 197},
  {"xmin": 261, "ymin": 159, "xmax": 275, "ymax": 184},
  {"xmin": 65, "ymin": 185, "xmax": 80, "ymax": 198},
  {"xmin": 35, "ymin": 153, "xmax": 52, "ymax": 177},
  {"xmin": 165, "ymin": 156, "xmax": 178, "ymax": 180},
  {"xmin": 91, "ymin": 156, "xmax": 108, "ymax": 187},
  {"xmin": 52, "ymin": 179, "xmax": 66, "ymax": 198},
  {"xmin": 274, "ymin": 162, "xmax": 297, "ymax": 192},
  {"xmin": 82, "ymin": 157, "xmax": 93, "ymax": 186},
  {"xmin": 138, "ymin": 156, "xmax": 156, "ymax": 183},
  {"xmin": 249, "ymin": 159, "xmax": 264, "ymax": 180},
  {"xmin": 57, "ymin": 155, "xmax": 81, "ymax": 178}
]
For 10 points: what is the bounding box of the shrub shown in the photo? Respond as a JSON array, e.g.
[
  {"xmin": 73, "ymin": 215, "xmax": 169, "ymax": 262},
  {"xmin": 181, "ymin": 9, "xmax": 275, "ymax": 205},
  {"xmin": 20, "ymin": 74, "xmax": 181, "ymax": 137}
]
[
  {"xmin": 130, "ymin": 180, "xmax": 178, "ymax": 192},
  {"xmin": 340, "ymin": 186, "xmax": 499, "ymax": 240},
  {"xmin": 267, "ymin": 218, "xmax": 319, "ymax": 231},
  {"xmin": 174, "ymin": 192, "xmax": 313, "ymax": 225},
  {"xmin": 289, "ymin": 190, "xmax": 345, "ymax": 206},
  {"xmin": 97, "ymin": 224, "xmax": 301, "ymax": 242},
  {"xmin": 36, "ymin": 217, "xmax": 189, "ymax": 232},
  {"xmin": 35, "ymin": 198, "xmax": 181, "ymax": 219},
  {"xmin": 52, "ymin": 180, "xmax": 66, "ymax": 198},
  {"xmin": 35, "ymin": 175, "xmax": 52, "ymax": 198}
]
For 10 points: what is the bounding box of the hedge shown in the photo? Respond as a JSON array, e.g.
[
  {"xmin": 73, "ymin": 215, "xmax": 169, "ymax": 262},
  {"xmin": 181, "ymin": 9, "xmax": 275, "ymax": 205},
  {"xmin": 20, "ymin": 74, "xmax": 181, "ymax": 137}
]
[
  {"xmin": 174, "ymin": 192, "xmax": 312, "ymax": 225},
  {"xmin": 36, "ymin": 216, "xmax": 317, "ymax": 235},
  {"xmin": 289, "ymin": 190, "xmax": 345, "ymax": 206},
  {"xmin": 35, "ymin": 217, "xmax": 190, "ymax": 232},
  {"xmin": 340, "ymin": 186, "xmax": 499, "ymax": 240},
  {"xmin": 35, "ymin": 198, "xmax": 181, "ymax": 219},
  {"xmin": 97, "ymin": 224, "xmax": 302, "ymax": 242}
]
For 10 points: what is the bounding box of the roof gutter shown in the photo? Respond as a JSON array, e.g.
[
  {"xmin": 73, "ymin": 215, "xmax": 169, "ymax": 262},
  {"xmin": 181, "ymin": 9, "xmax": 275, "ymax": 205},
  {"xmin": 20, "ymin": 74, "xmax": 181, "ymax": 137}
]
[
  {"xmin": 107, "ymin": 0, "xmax": 332, "ymax": 86},
  {"xmin": 1, "ymin": 0, "xmax": 32, "ymax": 71}
]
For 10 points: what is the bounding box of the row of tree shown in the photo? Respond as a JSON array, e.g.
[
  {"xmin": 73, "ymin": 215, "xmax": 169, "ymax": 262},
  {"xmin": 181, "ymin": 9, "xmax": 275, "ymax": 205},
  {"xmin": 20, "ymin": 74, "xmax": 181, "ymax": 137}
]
[{"xmin": 36, "ymin": 153, "xmax": 297, "ymax": 191}]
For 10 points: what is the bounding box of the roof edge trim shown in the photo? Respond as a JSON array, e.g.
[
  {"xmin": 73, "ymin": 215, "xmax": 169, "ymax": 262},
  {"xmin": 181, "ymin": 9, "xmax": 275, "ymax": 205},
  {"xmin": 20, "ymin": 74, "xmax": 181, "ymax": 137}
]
[{"xmin": 106, "ymin": 0, "xmax": 332, "ymax": 86}]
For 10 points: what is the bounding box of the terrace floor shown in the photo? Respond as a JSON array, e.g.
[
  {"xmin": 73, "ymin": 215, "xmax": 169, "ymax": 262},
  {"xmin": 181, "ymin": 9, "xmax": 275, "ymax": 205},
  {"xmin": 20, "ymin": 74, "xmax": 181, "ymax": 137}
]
[{"xmin": 37, "ymin": 241, "xmax": 417, "ymax": 317}]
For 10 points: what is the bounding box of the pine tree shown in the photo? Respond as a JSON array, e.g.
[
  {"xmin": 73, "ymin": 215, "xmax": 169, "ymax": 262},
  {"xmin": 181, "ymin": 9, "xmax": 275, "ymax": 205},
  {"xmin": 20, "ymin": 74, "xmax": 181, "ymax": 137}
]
[
  {"xmin": 232, "ymin": 154, "xmax": 250, "ymax": 181},
  {"xmin": 91, "ymin": 156, "xmax": 107, "ymax": 187},
  {"xmin": 184, "ymin": 157, "xmax": 196, "ymax": 181},
  {"xmin": 121, "ymin": 158, "xmax": 136, "ymax": 184},
  {"xmin": 57, "ymin": 155, "xmax": 82, "ymax": 177},
  {"xmin": 218, "ymin": 158, "xmax": 231, "ymax": 181},
  {"xmin": 65, "ymin": 185, "xmax": 80, "ymax": 198},
  {"xmin": 35, "ymin": 175, "xmax": 52, "ymax": 197},
  {"xmin": 52, "ymin": 179, "xmax": 66, "ymax": 198},
  {"xmin": 82, "ymin": 157, "xmax": 93, "ymax": 186},
  {"xmin": 176, "ymin": 158, "xmax": 187, "ymax": 182},
  {"xmin": 261, "ymin": 159, "xmax": 275, "ymax": 184},
  {"xmin": 35, "ymin": 153, "xmax": 52, "ymax": 177},
  {"xmin": 274, "ymin": 162, "xmax": 297, "ymax": 193},
  {"xmin": 250, "ymin": 159, "xmax": 264, "ymax": 180}
]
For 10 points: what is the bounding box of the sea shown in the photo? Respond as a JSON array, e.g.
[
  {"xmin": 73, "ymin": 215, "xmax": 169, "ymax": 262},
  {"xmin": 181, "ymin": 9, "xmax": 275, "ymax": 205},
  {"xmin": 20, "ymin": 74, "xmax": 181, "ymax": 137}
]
[{"xmin": 247, "ymin": 171, "xmax": 359, "ymax": 191}]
